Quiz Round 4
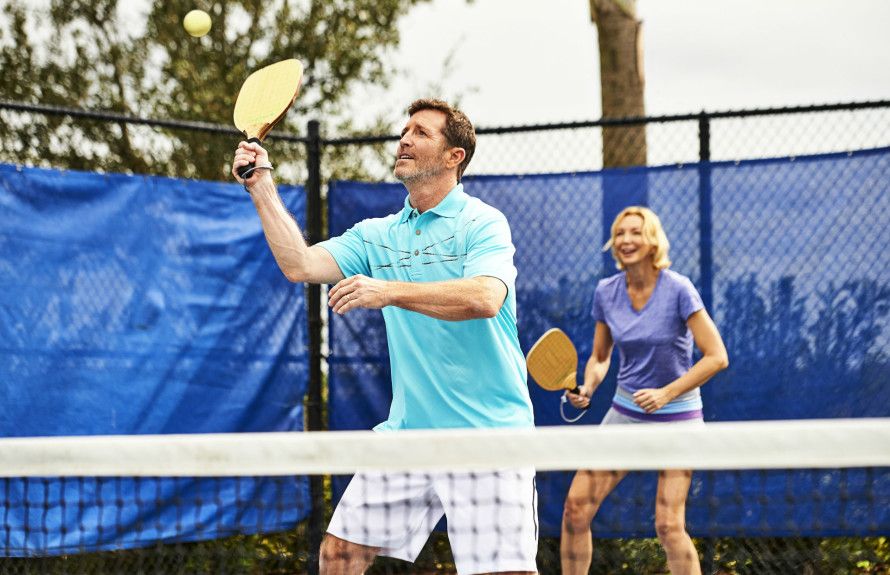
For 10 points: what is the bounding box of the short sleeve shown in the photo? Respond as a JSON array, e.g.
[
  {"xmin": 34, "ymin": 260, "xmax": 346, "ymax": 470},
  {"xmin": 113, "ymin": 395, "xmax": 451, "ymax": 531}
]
[
  {"xmin": 462, "ymin": 211, "xmax": 517, "ymax": 292},
  {"xmin": 678, "ymin": 275, "xmax": 705, "ymax": 320},
  {"xmin": 591, "ymin": 282, "xmax": 605, "ymax": 322},
  {"xmin": 315, "ymin": 223, "xmax": 372, "ymax": 278}
]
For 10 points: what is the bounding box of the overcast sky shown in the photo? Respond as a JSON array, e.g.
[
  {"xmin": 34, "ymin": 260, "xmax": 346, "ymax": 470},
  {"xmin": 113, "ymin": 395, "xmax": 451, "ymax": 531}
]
[
  {"xmin": 24, "ymin": 0, "xmax": 890, "ymax": 129},
  {"xmin": 353, "ymin": 0, "xmax": 890, "ymax": 130}
]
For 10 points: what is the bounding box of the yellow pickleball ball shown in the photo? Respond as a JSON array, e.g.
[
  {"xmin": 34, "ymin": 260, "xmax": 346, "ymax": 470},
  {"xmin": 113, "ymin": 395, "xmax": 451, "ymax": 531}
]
[{"xmin": 183, "ymin": 10, "xmax": 212, "ymax": 38}]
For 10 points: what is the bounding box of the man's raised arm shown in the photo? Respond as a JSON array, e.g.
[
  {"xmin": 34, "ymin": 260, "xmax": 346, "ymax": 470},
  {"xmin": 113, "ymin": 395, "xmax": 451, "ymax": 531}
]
[{"xmin": 232, "ymin": 141, "xmax": 343, "ymax": 285}]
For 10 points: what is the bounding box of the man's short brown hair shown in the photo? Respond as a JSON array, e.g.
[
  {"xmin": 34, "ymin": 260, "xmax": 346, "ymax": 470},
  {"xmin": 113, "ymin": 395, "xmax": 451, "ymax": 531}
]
[{"xmin": 407, "ymin": 99, "xmax": 476, "ymax": 181}]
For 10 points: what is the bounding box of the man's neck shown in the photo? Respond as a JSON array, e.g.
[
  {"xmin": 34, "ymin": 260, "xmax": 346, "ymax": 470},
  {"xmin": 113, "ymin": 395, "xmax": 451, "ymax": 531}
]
[{"xmin": 405, "ymin": 177, "xmax": 459, "ymax": 213}]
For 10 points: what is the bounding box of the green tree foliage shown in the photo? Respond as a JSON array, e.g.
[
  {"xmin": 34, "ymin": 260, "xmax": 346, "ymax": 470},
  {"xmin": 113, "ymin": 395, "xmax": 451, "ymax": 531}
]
[{"xmin": 0, "ymin": 0, "xmax": 429, "ymax": 180}]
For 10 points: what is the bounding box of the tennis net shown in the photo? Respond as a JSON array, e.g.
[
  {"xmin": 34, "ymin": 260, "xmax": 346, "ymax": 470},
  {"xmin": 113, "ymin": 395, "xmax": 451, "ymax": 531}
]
[{"xmin": 2, "ymin": 419, "xmax": 889, "ymax": 574}]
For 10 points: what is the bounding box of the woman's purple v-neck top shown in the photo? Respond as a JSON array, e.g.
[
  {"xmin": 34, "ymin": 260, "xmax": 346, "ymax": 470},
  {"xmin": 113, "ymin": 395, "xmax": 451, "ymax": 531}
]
[{"xmin": 591, "ymin": 269, "xmax": 705, "ymax": 421}]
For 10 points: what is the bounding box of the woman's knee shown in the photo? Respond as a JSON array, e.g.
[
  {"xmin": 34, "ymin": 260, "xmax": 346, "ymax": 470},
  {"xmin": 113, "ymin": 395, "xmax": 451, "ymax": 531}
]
[
  {"xmin": 562, "ymin": 496, "xmax": 597, "ymax": 533},
  {"xmin": 654, "ymin": 515, "xmax": 687, "ymax": 542}
]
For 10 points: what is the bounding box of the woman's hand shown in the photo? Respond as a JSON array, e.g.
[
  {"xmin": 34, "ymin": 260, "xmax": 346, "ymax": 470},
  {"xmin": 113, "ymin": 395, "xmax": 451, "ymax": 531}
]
[
  {"xmin": 566, "ymin": 385, "xmax": 592, "ymax": 409},
  {"xmin": 632, "ymin": 387, "xmax": 673, "ymax": 413}
]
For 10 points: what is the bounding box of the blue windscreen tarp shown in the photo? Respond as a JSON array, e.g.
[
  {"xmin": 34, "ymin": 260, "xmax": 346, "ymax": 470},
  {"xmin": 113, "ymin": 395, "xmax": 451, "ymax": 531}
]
[
  {"xmin": 326, "ymin": 147, "xmax": 890, "ymax": 538},
  {"xmin": 0, "ymin": 164, "xmax": 310, "ymax": 555}
]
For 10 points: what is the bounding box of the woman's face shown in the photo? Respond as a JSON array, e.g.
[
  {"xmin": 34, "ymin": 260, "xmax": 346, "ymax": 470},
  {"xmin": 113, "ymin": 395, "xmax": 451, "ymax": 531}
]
[{"xmin": 614, "ymin": 214, "xmax": 655, "ymax": 268}]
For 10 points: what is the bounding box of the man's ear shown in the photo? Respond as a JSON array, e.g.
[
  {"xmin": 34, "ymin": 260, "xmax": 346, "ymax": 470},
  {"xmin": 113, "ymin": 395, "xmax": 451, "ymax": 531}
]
[{"xmin": 446, "ymin": 147, "xmax": 466, "ymax": 169}]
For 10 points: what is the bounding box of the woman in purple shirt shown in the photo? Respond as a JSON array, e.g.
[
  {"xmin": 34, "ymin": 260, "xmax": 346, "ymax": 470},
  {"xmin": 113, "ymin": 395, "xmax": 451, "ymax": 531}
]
[{"xmin": 560, "ymin": 206, "xmax": 729, "ymax": 575}]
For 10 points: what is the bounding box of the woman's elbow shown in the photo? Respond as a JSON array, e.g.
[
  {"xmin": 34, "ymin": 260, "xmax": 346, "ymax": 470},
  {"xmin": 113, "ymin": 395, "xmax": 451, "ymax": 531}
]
[{"xmin": 715, "ymin": 351, "xmax": 730, "ymax": 372}]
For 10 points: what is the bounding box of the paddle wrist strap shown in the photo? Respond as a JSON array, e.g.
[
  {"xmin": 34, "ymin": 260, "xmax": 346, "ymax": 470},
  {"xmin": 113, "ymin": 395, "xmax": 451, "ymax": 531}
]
[
  {"xmin": 242, "ymin": 164, "xmax": 274, "ymax": 193},
  {"xmin": 560, "ymin": 394, "xmax": 588, "ymax": 423}
]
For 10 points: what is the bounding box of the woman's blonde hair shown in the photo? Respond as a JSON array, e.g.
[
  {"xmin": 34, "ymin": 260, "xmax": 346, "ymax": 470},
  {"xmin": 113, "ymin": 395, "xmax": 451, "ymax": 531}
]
[{"xmin": 603, "ymin": 206, "xmax": 672, "ymax": 270}]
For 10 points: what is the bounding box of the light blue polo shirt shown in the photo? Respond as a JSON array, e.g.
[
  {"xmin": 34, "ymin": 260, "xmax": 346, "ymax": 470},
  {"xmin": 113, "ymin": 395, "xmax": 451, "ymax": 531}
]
[{"xmin": 318, "ymin": 184, "xmax": 533, "ymax": 431}]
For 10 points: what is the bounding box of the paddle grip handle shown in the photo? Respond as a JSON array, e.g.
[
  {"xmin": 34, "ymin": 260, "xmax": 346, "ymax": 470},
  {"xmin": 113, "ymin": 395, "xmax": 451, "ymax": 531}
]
[
  {"xmin": 567, "ymin": 386, "xmax": 589, "ymax": 411},
  {"xmin": 237, "ymin": 137, "xmax": 262, "ymax": 179}
]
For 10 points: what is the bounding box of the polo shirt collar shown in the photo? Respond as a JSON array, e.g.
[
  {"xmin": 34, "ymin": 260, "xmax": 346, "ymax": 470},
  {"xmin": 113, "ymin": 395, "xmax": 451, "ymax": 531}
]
[{"xmin": 398, "ymin": 183, "xmax": 467, "ymax": 223}]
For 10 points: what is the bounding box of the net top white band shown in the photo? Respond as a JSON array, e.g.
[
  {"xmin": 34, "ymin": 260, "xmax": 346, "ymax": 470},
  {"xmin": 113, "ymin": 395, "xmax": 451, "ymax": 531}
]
[{"xmin": 2, "ymin": 418, "xmax": 889, "ymax": 477}]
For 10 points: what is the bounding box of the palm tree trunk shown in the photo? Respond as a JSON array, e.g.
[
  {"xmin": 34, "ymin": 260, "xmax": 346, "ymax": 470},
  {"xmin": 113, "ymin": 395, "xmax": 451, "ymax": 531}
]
[{"xmin": 590, "ymin": 0, "xmax": 647, "ymax": 168}]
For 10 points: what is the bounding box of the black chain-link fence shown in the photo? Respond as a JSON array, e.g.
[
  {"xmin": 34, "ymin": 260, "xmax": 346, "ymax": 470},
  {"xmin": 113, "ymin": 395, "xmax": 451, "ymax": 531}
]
[
  {"xmin": 1, "ymin": 99, "xmax": 888, "ymax": 574},
  {"xmin": 326, "ymin": 102, "xmax": 890, "ymax": 180},
  {"xmin": 316, "ymin": 101, "xmax": 890, "ymax": 575}
]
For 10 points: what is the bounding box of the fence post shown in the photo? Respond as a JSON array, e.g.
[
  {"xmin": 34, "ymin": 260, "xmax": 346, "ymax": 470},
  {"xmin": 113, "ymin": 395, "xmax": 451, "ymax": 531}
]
[
  {"xmin": 697, "ymin": 112, "xmax": 716, "ymax": 575},
  {"xmin": 697, "ymin": 112, "xmax": 713, "ymax": 311},
  {"xmin": 305, "ymin": 119, "xmax": 324, "ymax": 575}
]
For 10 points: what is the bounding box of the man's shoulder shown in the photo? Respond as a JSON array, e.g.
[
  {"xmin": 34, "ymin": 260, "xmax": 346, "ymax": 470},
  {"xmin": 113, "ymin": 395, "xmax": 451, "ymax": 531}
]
[
  {"xmin": 355, "ymin": 211, "xmax": 403, "ymax": 232},
  {"xmin": 461, "ymin": 194, "xmax": 508, "ymax": 225}
]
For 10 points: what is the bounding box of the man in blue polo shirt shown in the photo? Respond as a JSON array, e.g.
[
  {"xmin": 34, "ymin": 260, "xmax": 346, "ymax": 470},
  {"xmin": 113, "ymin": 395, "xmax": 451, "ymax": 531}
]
[{"xmin": 232, "ymin": 99, "xmax": 536, "ymax": 575}]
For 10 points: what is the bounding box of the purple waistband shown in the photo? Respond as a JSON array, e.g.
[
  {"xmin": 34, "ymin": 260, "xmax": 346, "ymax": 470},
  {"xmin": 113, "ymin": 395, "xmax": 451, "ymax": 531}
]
[{"xmin": 611, "ymin": 402, "xmax": 704, "ymax": 422}]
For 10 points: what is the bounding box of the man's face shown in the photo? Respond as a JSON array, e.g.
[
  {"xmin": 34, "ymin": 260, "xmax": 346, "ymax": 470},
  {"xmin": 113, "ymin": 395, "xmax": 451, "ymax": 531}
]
[{"xmin": 393, "ymin": 109, "xmax": 453, "ymax": 183}]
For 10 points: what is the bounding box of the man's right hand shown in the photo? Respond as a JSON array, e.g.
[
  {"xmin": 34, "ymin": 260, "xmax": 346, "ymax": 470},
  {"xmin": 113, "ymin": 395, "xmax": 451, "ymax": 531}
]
[{"xmin": 232, "ymin": 141, "xmax": 272, "ymax": 188}]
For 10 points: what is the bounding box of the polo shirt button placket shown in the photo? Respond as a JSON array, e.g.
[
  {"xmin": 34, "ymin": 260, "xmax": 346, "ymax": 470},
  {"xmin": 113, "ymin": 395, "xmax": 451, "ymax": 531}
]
[
  {"xmin": 414, "ymin": 229, "xmax": 421, "ymax": 265},
  {"xmin": 411, "ymin": 223, "xmax": 422, "ymax": 279}
]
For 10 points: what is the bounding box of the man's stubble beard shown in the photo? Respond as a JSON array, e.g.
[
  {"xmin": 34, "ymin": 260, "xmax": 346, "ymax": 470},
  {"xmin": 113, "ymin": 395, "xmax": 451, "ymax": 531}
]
[{"xmin": 393, "ymin": 162, "xmax": 447, "ymax": 184}]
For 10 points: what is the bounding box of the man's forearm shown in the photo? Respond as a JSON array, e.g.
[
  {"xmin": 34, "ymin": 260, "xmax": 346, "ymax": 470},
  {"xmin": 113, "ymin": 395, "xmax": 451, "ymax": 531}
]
[
  {"xmin": 386, "ymin": 278, "xmax": 503, "ymax": 321},
  {"xmin": 249, "ymin": 178, "xmax": 315, "ymax": 283}
]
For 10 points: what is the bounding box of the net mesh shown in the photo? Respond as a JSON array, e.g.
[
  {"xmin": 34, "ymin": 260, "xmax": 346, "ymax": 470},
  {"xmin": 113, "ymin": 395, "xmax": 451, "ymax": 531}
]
[{"xmin": 2, "ymin": 420, "xmax": 888, "ymax": 574}]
